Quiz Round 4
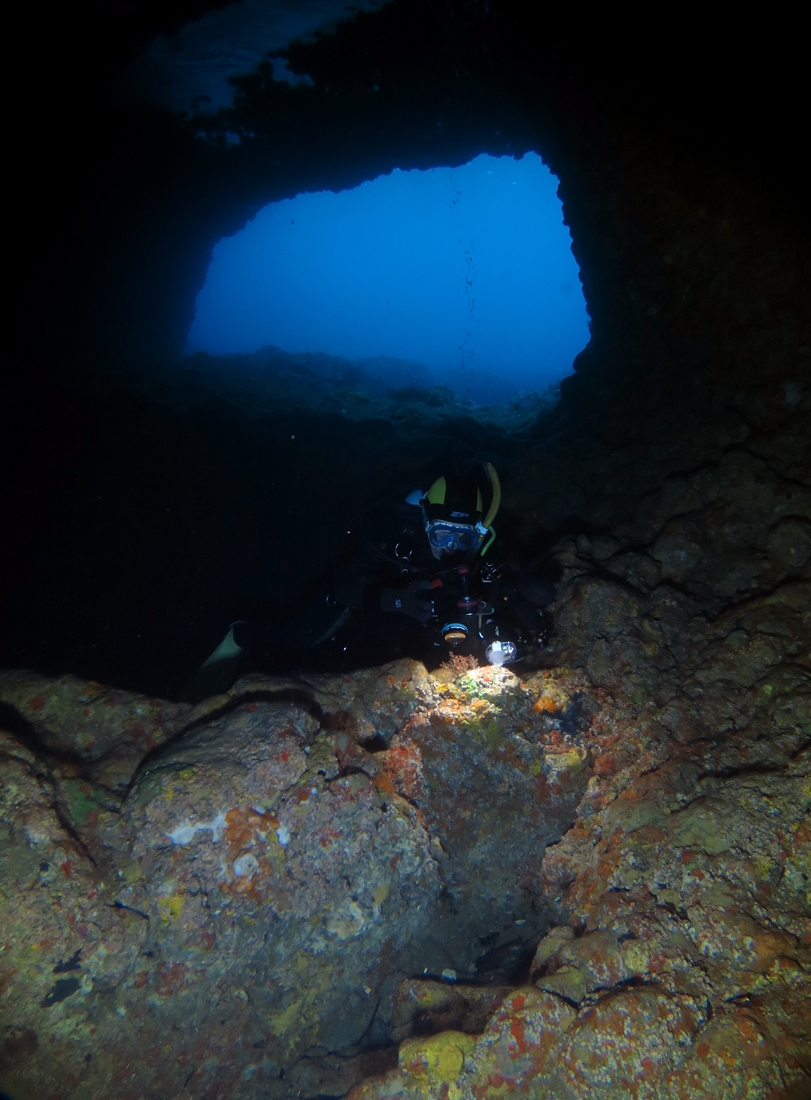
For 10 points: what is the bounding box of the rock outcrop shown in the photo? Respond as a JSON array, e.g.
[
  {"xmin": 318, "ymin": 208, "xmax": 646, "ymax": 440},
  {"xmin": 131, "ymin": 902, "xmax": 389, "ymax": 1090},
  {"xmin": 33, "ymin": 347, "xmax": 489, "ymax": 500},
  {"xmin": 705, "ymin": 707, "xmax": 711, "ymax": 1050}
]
[{"xmin": 1, "ymin": 661, "xmax": 590, "ymax": 1098}]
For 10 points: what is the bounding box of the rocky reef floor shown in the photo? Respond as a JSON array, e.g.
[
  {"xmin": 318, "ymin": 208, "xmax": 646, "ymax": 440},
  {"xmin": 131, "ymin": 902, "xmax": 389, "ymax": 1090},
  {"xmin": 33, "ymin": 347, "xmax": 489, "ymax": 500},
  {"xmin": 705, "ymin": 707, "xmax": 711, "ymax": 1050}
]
[{"xmin": 2, "ymin": 605, "xmax": 809, "ymax": 1098}]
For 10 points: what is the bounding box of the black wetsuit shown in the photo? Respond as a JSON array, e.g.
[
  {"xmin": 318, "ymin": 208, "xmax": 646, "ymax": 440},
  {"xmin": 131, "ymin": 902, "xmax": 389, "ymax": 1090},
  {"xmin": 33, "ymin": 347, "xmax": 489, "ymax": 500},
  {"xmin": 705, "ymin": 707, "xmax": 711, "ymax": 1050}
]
[
  {"xmin": 181, "ymin": 495, "xmax": 554, "ymax": 700},
  {"xmin": 274, "ymin": 496, "xmax": 553, "ymax": 671}
]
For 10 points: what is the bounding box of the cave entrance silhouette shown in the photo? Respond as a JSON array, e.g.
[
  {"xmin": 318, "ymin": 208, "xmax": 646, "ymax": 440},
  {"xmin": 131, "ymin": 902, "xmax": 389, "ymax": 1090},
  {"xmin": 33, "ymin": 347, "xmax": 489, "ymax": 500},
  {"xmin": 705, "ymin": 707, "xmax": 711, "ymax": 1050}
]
[{"xmin": 186, "ymin": 152, "xmax": 590, "ymax": 406}]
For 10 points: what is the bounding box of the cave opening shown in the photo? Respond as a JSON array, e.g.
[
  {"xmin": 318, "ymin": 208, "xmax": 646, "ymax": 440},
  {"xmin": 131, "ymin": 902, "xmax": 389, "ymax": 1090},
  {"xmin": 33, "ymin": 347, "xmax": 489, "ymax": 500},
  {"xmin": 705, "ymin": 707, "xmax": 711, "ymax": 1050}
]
[{"xmin": 186, "ymin": 152, "xmax": 590, "ymax": 406}]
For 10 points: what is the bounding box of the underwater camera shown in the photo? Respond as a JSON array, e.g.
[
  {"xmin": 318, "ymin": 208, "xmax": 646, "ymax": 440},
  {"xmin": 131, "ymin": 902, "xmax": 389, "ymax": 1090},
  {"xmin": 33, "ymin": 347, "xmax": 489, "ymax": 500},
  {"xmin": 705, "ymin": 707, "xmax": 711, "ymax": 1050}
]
[{"xmin": 437, "ymin": 565, "xmax": 520, "ymax": 666}]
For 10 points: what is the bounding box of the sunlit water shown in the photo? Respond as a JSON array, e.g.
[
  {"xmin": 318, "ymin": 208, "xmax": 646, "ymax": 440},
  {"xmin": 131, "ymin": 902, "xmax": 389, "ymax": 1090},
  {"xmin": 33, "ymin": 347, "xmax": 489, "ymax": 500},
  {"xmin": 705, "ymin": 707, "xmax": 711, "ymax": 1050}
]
[{"xmin": 187, "ymin": 153, "xmax": 590, "ymax": 404}]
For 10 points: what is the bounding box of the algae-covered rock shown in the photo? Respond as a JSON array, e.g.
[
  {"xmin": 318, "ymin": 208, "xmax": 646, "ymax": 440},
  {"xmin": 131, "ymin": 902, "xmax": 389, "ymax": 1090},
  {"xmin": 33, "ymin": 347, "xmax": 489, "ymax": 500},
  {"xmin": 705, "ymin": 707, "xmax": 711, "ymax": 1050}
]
[
  {"xmin": 347, "ymin": 653, "xmax": 810, "ymax": 1099},
  {"xmin": 382, "ymin": 665, "xmax": 590, "ymax": 968},
  {"xmin": 122, "ymin": 697, "xmax": 444, "ymax": 1069},
  {"xmin": 351, "ymin": 748, "xmax": 810, "ymax": 1099},
  {"xmin": 0, "ymin": 659, "xmax": 591, "ymax": 1099}
]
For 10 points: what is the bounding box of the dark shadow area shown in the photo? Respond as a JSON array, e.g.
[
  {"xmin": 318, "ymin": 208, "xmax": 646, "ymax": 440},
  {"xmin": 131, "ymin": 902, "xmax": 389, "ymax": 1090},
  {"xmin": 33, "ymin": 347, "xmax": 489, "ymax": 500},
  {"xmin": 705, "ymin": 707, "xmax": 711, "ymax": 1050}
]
[
  {"xmin": 3, "ymin": 1, "xmax": 808, "ymax": 727},
  {"xmin": 1, "ymin": 366, "xmax": 562, "ymax": 699}
]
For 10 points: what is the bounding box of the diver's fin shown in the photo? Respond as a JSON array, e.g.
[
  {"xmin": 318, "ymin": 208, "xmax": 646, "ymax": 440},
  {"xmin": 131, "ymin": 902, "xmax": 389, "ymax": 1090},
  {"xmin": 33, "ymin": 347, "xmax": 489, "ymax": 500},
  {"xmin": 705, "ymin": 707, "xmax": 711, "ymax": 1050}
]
[
  {"xmin": 178, "ymin": 625, "xmax": 247, "ymax": 703},
  {"xmin": 199, "ymin": 625, "xmax": 246, "ymax": 668}
]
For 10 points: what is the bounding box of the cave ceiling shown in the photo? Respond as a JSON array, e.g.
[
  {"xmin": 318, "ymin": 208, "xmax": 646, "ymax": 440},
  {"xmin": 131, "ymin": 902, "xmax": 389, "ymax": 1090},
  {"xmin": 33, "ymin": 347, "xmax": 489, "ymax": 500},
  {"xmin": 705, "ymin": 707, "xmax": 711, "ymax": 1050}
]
[{"xmin": 117, "ymin": 0, "xmax": 392, "ymax": 113}]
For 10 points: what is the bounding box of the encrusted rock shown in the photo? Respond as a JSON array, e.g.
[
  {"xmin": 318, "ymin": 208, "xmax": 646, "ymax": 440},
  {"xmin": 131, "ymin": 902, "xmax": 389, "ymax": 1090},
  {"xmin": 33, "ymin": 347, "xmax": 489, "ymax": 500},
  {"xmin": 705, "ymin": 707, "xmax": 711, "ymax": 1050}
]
[{"xmin": 0, "ymin": 659, "xmax": 591, "ymax": 1099}]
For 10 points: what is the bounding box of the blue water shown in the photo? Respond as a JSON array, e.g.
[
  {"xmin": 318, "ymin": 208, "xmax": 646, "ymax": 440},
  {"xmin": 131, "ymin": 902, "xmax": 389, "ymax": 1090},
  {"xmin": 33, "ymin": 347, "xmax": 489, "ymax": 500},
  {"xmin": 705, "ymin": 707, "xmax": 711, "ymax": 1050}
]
[{"xmin": 186, "ymin": 153, "xmax": 590, "ymax": 404}]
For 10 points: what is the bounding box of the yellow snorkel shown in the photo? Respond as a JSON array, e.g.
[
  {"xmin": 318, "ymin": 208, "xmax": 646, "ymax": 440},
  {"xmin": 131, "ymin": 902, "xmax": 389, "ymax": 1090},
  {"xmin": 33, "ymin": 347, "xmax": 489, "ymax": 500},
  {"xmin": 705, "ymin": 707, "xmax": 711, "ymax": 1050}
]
[{"xmin": 479, "ymin": 462, "xmax": 501, "ymax": 555}]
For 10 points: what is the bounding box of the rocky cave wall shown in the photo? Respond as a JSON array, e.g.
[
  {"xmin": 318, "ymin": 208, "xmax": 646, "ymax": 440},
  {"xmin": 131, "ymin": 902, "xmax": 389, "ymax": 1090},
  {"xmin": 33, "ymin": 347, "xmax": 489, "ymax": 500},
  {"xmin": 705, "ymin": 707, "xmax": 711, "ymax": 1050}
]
[{"xmin": 2, "ymin": 3, "xmax": 809, "ymax": 1099}]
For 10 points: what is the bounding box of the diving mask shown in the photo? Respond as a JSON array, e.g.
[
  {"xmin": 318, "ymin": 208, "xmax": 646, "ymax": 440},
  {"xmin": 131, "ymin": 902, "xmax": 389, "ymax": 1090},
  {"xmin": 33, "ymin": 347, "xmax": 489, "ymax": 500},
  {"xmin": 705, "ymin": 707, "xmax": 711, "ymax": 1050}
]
[{"xmin": 425, "ymin": 519, "xmax": 488, "ymax": 558}]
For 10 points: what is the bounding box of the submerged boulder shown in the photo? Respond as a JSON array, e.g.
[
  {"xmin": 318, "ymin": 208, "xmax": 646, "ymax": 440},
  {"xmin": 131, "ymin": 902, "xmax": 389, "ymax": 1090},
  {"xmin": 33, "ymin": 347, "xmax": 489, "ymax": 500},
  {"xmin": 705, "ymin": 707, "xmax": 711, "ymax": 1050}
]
[
  {"xmin": 2, "ymin": 635, "xmax": 808, "ymax": 1099},
  {"xmin": 346, "ymin": 730, "xmax": 811, "ymax": 1100},
  {"xmin": 0, "ymin": 660, "xmax": 588, "ymax": 1099}
]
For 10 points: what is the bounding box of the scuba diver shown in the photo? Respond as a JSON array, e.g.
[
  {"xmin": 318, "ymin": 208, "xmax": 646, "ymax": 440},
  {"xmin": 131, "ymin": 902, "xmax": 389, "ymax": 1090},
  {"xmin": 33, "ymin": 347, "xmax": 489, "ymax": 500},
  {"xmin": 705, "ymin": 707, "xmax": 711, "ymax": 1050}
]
[{"xmin": 182, "ymin": 463, "xmax": 555, "ymax": 702}]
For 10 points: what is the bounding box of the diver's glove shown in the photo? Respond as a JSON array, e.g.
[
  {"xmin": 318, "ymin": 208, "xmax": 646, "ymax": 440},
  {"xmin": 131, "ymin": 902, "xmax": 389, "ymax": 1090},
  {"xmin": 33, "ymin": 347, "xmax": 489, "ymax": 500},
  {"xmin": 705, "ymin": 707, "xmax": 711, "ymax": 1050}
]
[{"xmin": 380, "ymin": 580, "xmax": 435, "ymax": 622}]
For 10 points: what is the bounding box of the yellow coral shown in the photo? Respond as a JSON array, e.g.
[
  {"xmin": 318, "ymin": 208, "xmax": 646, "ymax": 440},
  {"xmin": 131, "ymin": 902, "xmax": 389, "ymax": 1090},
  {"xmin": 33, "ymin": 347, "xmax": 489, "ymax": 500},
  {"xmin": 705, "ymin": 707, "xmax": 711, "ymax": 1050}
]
[{"xmin": 399, "ymin": 1030, "xmax": 476, "ymax": 1086}]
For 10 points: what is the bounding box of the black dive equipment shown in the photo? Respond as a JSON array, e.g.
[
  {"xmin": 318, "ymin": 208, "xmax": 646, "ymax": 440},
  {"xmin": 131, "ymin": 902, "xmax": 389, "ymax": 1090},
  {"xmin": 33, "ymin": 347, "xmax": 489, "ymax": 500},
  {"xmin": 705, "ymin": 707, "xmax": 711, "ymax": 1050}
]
[
  {"xmin": 435, "ymin": 563, "xmax": 524, "ymax": 666},
  {"xmin": 363, "ymin": 462, "xmax": 551, "ymax": 667}
]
